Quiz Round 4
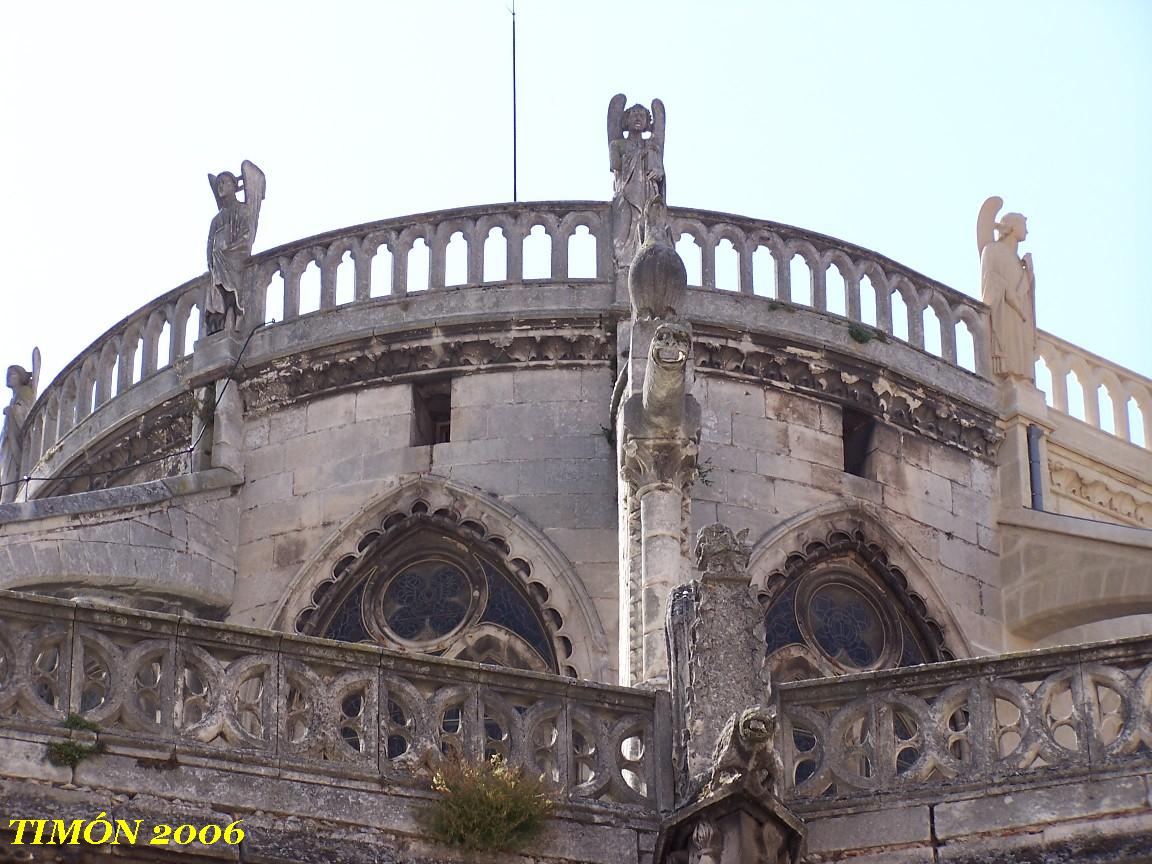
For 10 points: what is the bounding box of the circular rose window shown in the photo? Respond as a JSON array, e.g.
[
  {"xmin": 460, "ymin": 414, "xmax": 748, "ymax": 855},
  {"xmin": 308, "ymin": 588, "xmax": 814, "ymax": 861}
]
[
  {"xmin": 806, "ymin": 581, "xmax": 886, "ymax": 669},
  {"xmin": 380, "ymin": 560, "xmax": 473, "ymax": 644}
]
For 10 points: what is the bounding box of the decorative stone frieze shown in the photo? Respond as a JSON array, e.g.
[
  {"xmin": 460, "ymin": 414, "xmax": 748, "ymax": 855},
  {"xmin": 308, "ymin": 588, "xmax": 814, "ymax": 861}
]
[
  {"xmin": 692, "ymin": 328, "xmax": 1002, "ymax": 459},
  {"xmin": 241, "ymin": 322, "xmax": 613, "ymax": 414},
  {"xmin": 1050, "ymin": 459, "xmax": 1152, "ymax": 527}
]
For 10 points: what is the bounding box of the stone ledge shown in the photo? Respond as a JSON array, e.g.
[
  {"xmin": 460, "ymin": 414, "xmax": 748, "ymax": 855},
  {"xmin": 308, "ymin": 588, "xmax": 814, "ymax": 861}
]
[{"xmin": 0, "ymin": 468, "xmax": 242, "ymax": 527}]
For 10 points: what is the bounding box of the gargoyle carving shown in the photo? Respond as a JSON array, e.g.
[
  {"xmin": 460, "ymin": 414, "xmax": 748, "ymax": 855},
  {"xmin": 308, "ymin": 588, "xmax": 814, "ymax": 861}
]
[
  {"xmin": 702, "ymin": 706, "xmax": 778, "ymax": 800},
  {"xmin": 694, "ymin": 523, "xmax": 752, "ymax": 581}
]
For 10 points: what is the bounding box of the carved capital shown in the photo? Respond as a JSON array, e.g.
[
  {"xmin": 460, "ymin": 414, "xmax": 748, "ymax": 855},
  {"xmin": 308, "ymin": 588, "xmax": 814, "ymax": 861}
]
[{"xmin": 621, "ymin": 435, "xmax": 699, "ymax": 497}]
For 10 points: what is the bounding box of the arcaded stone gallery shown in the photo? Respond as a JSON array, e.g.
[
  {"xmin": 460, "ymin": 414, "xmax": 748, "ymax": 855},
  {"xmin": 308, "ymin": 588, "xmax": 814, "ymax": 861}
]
[{"xmin": 2, "ymin": 96, "xmax": 1151, "ymax": 862}]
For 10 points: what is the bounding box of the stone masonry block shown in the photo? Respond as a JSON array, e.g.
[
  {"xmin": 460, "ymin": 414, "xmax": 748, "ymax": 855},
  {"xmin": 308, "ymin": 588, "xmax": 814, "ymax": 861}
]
[
  {"xmin": 806, "ymin": 805, "xmax": 932, "ymax": 854},
  {"xmin": 733, "ymin": 414, "xmax": 788, "ymax": 453},
  {"xmin": 788, "ymin": 424, "xmax": 842, "ymax": 468},
  {"xmin": 305, "ymin": 392, "xmax": 357, "ymax": 432},
  {"xmin": 452, "ymin": 370, "xmax": 515, "ymax": 407},
  {"xmin": 934, "ymin": 776, "xmax": 1149, "ymax": 840},
  {"xmin": 354, "ymin": 383, "xmax": 411, "ymax": 420},
  {"xmin": 513, "ymin": 368, "xmax": 584, "ymax": 402}
]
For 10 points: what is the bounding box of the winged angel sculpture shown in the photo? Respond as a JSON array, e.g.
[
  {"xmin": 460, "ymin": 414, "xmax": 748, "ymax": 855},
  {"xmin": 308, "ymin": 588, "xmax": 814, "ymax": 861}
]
[
  {"xmin": 977, "ymin": 197, "xmax": 1035, "ymax": 381},
  {"xmin": 1, "ymin": 347, "xmax": 41, "ymax": 503},
  {"xmin": 608, "ymin": 94, "xmax": 666, "ymax": 261},
  {"xmin": 206, "ymin": 160, "xmax": 265, "ymax": 333}
]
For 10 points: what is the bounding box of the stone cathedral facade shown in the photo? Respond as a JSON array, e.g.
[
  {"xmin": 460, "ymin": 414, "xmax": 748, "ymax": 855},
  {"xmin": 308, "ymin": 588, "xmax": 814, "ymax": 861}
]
[{"xmin": 2, "ymin": 97, "xmax": 1151, "ymax": 863}]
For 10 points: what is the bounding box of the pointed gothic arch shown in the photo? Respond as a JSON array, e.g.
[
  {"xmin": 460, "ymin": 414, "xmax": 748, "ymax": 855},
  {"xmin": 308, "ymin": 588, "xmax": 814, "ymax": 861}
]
[
  {"xmin": 746, "ymin": 502, "xmax": 972, "ymax": 680},
  {"xmin": 271, "ymin": 476, "xmax": 609, "ymax": 680}
]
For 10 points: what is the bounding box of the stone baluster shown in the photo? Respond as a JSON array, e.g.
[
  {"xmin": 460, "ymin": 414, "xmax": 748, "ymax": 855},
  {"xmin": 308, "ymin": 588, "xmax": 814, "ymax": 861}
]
[
  {"xmin": 141, "ymin": 312, "xmax": 162, "ymax": 377},
  {"xmin": 353, "ymin": 244, "xmax": 373, "ymax": 301},
  {"xmin": 94, "ymin": 345, "xmax": 116, "ymax": 408},
  {"xmin": 319, "ymin": 246, "xmax": 341, "ymax": 309},
  {"xmin": 466, "ymin": 222, "xmax": 485, "ymax": 284},
  {"xmin": 700, "ymin": 233, "xmax": 716, "ymax": 290},
  {"xmin": 875, "ymin": 273, "xmax": 893, "ymax": 333},
  {"xmin": 906, "ymin": 290, "xmax": 925, "ymax": 349},
  {"xmin": 737, "ymin": 240, "xmax": 753, "ymax": 295},
  {"xmin": 774, "ymin": 250, "xmax": 792, "ymax": 302},
  {"xmin": 169, "ymin": 302, "xmax": 187, "ymax": 362},
  {"xmin": 1080, "ymin": 369, "xmax": 1101, "ymax": 428},
  {"xmin": 429, "ymin": 223, "xmax": 449, "ymax": 290},
  {"xmin": 40, "ymin": 393, "xmax": 58, "ymax": 454},
  {"xmin": 845, "ymin": 266, "xmax": 862, "ymax": 320},
  {"xmin": 282, "ymin": 259, "xmax": 303, "ymax": 319},
  {"xmin": 938, "ymin": 304, "xmax": 958, "ymax": 364},
  {"xmin": 1112, "ymin": 384, "xmax": 1131, "ymax": 442},
  {"xmin": 391, "ymin": 237, "xmax": 410, "ymax": 296},
  {"xmin": 549, "ymin": 225, "xmax": 566, "ymax": 280},
  {"xmin": 506, "ymin": 222, "xmax": 525, "ymax": 283},
  {"xmin": 810, "ymin": 257, "xmax": 827, "ymax": 311},
  {"xmin": 117, "ymin": 328, "xmax": 139, "ymax": 394}
]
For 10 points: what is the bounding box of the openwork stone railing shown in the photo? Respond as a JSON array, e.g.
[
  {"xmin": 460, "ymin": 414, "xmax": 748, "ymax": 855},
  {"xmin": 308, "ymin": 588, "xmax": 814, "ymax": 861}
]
[
  {"xmin": 29, "ymin": 199, "xmax": 1151, "ymax": 493},
  {"xmin": 775, "ymin": 636, "xmax": 1152, "ymax": 803},
  {"xmin": 669, "ymin": 207, "xmax": 991, "ymax": 374},
  {"xmin": 1037, "ymin": 329, "xmax": 1152, "ymax": 449},
  {"xmin": 0, "ymin": 591, "xmax": 670, "ymax": 812}
]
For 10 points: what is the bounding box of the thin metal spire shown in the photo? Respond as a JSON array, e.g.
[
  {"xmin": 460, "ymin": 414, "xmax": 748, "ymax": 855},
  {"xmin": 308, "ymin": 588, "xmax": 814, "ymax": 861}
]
[{"xmin": 511, "ymin": 0, "xmax": 518, "ymax": 202}]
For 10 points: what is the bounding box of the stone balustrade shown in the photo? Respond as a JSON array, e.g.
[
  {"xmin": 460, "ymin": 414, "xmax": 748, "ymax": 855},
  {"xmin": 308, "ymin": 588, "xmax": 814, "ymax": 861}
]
[
  {"xmin": 19, "ymin": 199, "xmax": 1151, "ymax": 498},
  {"xmin": 1037, "ymin": 328, "xmax": 1152, "ymax": 448},
  {"xmin": 775, "ymin": 636, "xmax": 1152, "ymax": 804},
  {"xmin": 667, "ymin": 207, "xmax": 993, "ymax": 375},
  {"xmin": 0, "ymin": 590, "xmax": 671, "ymax": 812}
]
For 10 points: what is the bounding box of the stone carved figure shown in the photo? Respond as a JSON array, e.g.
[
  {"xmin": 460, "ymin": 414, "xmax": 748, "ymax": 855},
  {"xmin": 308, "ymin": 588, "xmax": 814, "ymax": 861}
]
[
  {"xmin": 206, "ymin": 160, "xmax": 265, "ymax": 334},
  {"xmin": 702, "ymin": 706, "xmax": 778, "ymax": 800},
  {"xmin": 977, "ymin": 196, "xmax": 1035, "ymax": 380},
  {"xmin": 1, "ymin": 348, "xmax": 41, "ymax": 503},
  {"xmin": 628, "ymin": 194, "xmax": 685, "ymax": 320},
  {"xmin": 621, "ymin": 322, "xmax": 701, "ymax": 493},
  {"xmin": 694, "ymin": 523, "xmax": 752, "ymax": 581},
  {"xmin": 608, "ymin": 94, "xmax": 667, "ymax": 262}
]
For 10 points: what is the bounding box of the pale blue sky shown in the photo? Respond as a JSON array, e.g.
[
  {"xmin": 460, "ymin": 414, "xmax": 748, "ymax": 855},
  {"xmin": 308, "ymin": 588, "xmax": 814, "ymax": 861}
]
[{"xmin": 1, "ymin": 2, "xmax": 1149, "ymax": 410}]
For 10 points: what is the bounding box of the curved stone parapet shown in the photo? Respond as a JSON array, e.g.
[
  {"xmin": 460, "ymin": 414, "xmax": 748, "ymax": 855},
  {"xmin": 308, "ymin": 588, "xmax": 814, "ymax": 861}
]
[{"xmin": 13, "ymin": 201, "xmax": 1009, "ymax": 500}]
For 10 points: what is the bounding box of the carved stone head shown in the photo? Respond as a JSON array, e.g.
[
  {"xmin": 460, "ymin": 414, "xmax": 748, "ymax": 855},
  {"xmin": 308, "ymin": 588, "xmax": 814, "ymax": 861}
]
[
  {"xmin": 6, "ymin": 366, "xmax": 30, "ymax": 391},
  {"xmin": 214, "ymin": 171, "xmax": 239, "ymax": 200},
  {"xmin": 650, "ymin": 322, "xmax": 691, "ymax": 371},
  {"xmin": 997, "ymin": 212, "xmax": 1028, "ymax": 242},
  {"xmin": 694, "ymin": 523, "xmax": 752, "ymax": 580},
  {"xmin": 623, "ymin": 104, "xmax": 652, "ymax": 135}
]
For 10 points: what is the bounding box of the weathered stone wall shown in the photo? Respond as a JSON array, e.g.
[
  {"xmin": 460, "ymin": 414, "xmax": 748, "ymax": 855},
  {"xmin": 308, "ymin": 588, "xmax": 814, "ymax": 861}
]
[
  {"xmin": 690, "ymin": 375, "xmax": 1001, "ymax": 657},
  {"xmin": 0, "ymin": 471, "xmax": 239, "ymax": 613},
  {"xmin": 229, "ymin": 367, "xmax": 619, "ymax": 679}
]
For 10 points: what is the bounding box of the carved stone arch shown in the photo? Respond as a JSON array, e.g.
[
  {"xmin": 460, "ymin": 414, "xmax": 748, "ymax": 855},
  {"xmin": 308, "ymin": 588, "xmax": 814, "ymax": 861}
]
[
  {"xmin": 747, "ymin": 502, "xmax": 973, "ymax": 676},
  {"xmin": 270, "ymin": 475, "xmax": 610, "ymax": 681}
]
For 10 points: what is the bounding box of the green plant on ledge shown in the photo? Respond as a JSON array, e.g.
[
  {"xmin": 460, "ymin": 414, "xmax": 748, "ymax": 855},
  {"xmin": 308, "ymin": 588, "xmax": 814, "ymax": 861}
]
[
  {"xmin": 47, "ymin": 714, "xmax": 105, "ymax": 767},
  {"xmin": 848, "ymin": 323, "xmax": 887, "ymax": 344},
  {"xmin": 422, "ymin": 755, "xmax": 555, "ymax": 853}
]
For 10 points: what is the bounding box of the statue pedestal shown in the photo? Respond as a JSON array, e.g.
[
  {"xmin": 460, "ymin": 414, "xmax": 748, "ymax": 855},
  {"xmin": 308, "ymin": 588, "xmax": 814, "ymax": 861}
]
[
  {"xmin": 653, "ymin": 775, "xmax": 805, "ymax": 864},
  {"xmin": 996, "ymin": 378, "xmax": 1054, "ymax": 511},
  {"xmin": 189, "ymin": 329, "xmax": 248, "ymax": 388}
]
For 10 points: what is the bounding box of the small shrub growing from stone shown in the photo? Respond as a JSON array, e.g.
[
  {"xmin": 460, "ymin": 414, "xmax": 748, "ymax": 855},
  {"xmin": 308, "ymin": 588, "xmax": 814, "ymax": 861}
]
[{"xmin": 423, "ymin": 755, "xmax": 554, "ymax": 853}]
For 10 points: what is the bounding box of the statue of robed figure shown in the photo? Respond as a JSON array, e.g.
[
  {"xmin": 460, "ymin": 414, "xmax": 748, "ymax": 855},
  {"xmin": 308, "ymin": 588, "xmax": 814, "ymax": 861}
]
[
  {"xmin": 608, "ymin": 94, "xmax": 666, "ymax": 264},
  {"xmin": 1, "ymin": 348, "xmax": 41, "ymax": 503},
  {"xmin": 977, "ymin": 196, "xmax": 1036, "ymax": 381},
  {"xmin": 206, "ymin": 160, "xmax": 265, "ymax": 333}
]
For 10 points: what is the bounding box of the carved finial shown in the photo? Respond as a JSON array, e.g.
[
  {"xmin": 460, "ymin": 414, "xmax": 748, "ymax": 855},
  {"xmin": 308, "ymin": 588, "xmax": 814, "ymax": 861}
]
[
  {"xmin": 977, "ymin": 196, "xmax": 1036, "ymax": 381},
  {"xmin": 694, "ymin": 523, "xmax": 752, "ymax": 582},
  {"xmin": 206, "ymin": 160, "xmax": 265, "ymax": 334}
]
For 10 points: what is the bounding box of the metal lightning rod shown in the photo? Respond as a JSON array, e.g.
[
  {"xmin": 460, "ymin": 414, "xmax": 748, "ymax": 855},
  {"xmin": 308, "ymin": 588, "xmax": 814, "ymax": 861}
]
[{"xmin": 511, "ymin": 0, "xmax": 518, "ymax": 202}]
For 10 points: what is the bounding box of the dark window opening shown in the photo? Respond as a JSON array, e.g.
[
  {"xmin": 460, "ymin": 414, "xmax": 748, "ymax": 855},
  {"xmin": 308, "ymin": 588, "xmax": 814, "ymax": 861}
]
[
  {"xmin": 413, "ymin": 382, "xmax": 452, "ymax": 445},
  {"xmin": 842, "ymin": 407, "xmax": 875, "ymax": 478}
]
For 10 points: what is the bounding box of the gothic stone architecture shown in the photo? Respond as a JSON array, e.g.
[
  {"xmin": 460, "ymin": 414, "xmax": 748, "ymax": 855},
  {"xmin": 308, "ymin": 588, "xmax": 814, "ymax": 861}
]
[{"xmin": 2, "ymin": 97, "xmax": 1152, "ymax": 863}]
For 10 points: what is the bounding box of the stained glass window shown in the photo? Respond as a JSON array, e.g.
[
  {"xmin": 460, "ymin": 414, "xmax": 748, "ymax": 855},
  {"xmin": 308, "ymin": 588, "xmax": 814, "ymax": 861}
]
[
  {"xmin": 807, "ymin": 582, "xmax": 885, "ymax": 669},
  {"xmin": 314, "ymin": 532, "xmax": 556, "ymax": 673}
]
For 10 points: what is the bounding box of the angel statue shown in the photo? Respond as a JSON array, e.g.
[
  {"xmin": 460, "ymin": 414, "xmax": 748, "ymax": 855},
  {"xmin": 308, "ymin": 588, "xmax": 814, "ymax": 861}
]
[
  {"xmin": 1, "ymin": 348, "xmax": 41, "ymax": 504},
  {"xmin": 608, "ymin": 94, "xmax": 666, "ymax": 263},
  {"xmin": 977, "ymin": 197, "xmax": 1036, "ymax": 381},
  {"xmin": 206, "ymin": 160, "xmax": 265, "ymax": 334}
]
